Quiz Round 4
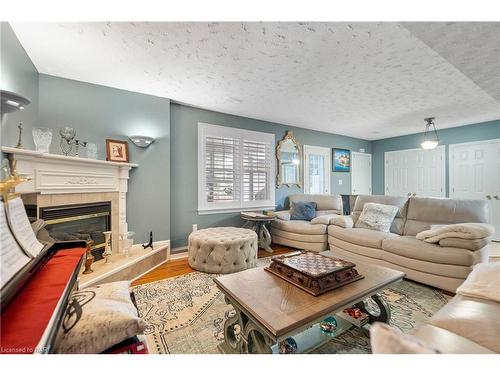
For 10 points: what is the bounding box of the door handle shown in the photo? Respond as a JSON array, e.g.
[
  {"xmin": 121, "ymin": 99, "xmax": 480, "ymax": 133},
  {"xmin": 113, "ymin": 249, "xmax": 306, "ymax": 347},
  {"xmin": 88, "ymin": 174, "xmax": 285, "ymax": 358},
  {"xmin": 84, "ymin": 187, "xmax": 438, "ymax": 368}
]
[
  {"xmin": 494, "ymin": 195, "xmax": 499, "ymax": 200},
  {"xmin": 486, "ymin": 195, "xmax": 492, "ymax": 200}
]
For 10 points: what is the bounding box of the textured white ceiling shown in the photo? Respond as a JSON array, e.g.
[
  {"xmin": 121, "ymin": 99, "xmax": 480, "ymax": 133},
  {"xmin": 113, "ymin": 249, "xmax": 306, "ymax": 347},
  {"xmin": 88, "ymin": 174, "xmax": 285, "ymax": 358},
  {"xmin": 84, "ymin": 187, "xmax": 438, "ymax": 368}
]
[{"xmin": 10, "ymin": 22, "xmax": 500, "ymax": 140}]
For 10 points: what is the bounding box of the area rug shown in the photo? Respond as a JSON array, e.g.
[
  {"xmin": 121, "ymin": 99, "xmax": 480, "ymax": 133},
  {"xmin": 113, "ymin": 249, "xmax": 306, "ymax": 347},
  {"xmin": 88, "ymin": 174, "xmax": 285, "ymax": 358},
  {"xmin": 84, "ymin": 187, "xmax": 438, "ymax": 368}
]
[{"xmin": 132, "ymin": 258, "xmax": 450, "ymax": 354}]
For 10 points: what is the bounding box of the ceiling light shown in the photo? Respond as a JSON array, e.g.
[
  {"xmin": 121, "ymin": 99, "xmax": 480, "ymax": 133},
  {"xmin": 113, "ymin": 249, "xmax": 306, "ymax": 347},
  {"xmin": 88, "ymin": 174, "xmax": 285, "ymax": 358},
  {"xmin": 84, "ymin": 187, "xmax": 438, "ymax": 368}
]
[
  {"xmin": 129, "ymin": 135, "xmax": 155, "ymax": 148},
  {"xmin": 421, "ymin": 117, "xmax": 439, "ymax": 150}
]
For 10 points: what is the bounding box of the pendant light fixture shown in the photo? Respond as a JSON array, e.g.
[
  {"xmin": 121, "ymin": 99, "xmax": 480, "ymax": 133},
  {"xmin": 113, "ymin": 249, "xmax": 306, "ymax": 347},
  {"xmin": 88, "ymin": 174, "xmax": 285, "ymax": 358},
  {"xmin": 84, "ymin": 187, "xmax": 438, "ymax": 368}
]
[{"xmin": 421, "ymin": 117, "xmax": 439, "ymax": 150}]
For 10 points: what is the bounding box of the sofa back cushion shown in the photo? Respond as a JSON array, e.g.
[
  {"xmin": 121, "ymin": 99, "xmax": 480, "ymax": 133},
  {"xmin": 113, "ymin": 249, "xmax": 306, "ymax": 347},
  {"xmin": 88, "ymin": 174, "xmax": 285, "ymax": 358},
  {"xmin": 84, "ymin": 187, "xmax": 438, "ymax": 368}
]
[
  {"xmin": 403, "ymin": 197, "xmax": 490, "ymax": 236},
  {"xmin": 288, "ymin": 194, "xmax": 343, "ymax": 215},
  {"xmin": 352, "ymin": 195, "xmax": 409, "ymax": 235}
]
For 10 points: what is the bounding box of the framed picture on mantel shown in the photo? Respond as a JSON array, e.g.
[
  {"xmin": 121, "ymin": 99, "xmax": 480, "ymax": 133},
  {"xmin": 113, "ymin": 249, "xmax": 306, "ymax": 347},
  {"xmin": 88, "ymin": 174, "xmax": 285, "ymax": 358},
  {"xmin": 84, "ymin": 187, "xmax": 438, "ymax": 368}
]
[
  {"xmin": 106, "ymin": 139, "xmax": 129, "ymax": 163},
  {"xmin": 333, "ymin": 148, "xmax": 350, "ymax": 172}
]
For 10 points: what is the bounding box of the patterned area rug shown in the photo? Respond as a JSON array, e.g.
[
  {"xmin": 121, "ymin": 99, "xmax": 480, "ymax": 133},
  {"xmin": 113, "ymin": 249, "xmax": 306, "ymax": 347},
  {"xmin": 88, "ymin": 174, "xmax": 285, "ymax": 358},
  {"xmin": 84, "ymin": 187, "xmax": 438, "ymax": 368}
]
[{"xmin": 132, "ymin": 259, "xmax": 450, "ymax": 354}]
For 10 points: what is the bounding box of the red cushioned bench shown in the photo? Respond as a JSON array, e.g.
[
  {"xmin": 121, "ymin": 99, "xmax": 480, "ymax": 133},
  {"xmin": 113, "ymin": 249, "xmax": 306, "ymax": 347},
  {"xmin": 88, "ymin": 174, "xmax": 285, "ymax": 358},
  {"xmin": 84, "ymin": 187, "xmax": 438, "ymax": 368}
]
[{"xmin": 0, "ymin": 244, "xmax": 86, "ymax": 354}]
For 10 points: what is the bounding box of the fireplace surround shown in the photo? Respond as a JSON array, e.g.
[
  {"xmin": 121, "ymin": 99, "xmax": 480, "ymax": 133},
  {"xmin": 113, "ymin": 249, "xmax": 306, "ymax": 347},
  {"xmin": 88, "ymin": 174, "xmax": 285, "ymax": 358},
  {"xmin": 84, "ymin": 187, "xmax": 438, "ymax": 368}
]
[{"xmin": 2, "ymin": 146, "xmax": 137, "ymax": 255}]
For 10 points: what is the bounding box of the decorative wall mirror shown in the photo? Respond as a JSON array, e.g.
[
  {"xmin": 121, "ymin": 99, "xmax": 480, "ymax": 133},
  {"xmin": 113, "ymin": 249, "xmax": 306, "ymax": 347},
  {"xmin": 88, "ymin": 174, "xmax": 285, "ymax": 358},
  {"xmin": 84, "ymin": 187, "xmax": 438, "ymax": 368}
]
[{"xmin": 276, "ymin": 131, "xmax": 301, "ymax": 187}]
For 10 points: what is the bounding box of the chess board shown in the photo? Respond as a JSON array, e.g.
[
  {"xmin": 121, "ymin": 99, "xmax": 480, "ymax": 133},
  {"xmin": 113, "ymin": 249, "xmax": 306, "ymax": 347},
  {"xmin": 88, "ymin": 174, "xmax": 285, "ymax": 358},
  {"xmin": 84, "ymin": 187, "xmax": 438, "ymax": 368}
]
[{"xmin": 265, "ymin": 251, "xmax": 363, "ymax": 296}]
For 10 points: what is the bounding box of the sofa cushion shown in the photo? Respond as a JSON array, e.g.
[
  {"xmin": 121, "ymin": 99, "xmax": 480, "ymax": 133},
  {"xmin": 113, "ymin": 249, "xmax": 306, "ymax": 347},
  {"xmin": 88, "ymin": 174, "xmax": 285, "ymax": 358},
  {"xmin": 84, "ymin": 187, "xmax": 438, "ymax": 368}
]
[
  {"xmin": 310, "ymin": 214, "xmax": 341, "ymax": 225},
  {"xmin": 404, "ymin": 197, "xmax": 489, "ymax": 236},
  {"xmin": 355, "ymin": 203, "xmax": 399, "ymax": 233},
  {"xmin": 271, "ymin": 219, "xmax": 328, "ymax": 235},
  {"xmin": 370, "ymin": 323, "xmax": 440, "ymax": 354},
  {"xmin": 289, "ymin": 194, "xmax": 342, "ymax": 212},
  {"xmin": 429, "ymin": 295, "xmax": 500, "ymax": 353},
  {"xmin": 351, "ymin": 195, "xmax": 408, "ymax": 235},
  {"xmin": 328, "ymin": 226, "xmax": 398, "ymax": 249},
  {"xmin": 271, "ymin": 228, "xmax": 327, "ymax": 243},
  {"xmin": 381, "ymin": 251, "xmax": 473, "ymax": 279},
  {"xmin": 330, "ymin": 215, "xmax": 354, "ymax": 228},
  {"xmin": 328, "ymin": 236, "xmax": 386, "ymax": 260},
  {"xmin": 290, "ymin": 201, "xmax": 317, "ymax": 221},
  {"xmin": 411, "ymin": 325, "xmax": 494, "ymax": 354},
  {"xmin": 381, "ymin": 236, "xmax": 481, "ymax": 266}
]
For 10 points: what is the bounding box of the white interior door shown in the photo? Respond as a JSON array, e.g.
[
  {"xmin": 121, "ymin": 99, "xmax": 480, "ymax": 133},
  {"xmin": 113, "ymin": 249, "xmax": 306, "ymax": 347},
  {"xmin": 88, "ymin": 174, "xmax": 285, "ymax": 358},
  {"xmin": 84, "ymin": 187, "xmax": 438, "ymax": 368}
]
[
  {"xmin": 351, "ymin": 152, "xmax": 372, "ymax": 195},
  {"xmin": 385, "ymin": 146, "xmax": 445, "ymax": 198},
  {"xmin": 450, "ymin": 139, "xmax": 500, "ymax": 241},
  {"xmin": 303, "ymin": 145, "xmax": 331, "ymax": 194}
]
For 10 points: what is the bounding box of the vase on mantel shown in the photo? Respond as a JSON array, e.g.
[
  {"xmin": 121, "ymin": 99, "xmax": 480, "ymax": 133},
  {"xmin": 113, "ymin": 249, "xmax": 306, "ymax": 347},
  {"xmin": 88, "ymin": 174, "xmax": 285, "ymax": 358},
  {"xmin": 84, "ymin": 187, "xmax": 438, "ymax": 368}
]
[
  {"xmin": 102, "ymin": 231, "xmax": 113, "ymax": 264},
  {"xmin": 32, "ymin": 127, "xmax": 53, "ymax": 153}
]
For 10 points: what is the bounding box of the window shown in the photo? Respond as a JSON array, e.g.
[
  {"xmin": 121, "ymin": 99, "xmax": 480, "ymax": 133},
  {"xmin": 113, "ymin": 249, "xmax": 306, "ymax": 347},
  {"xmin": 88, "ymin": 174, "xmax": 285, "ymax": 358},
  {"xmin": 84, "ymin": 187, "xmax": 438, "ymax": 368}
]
[{"xmin": 198, "ymin": 123, "xmax": 275, "ymax": 214}]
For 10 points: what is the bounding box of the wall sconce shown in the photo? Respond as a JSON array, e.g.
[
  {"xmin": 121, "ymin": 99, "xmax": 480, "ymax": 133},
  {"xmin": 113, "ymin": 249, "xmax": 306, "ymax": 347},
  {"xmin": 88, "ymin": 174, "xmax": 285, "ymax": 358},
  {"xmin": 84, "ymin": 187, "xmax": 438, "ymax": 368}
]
[
  {"xmin": 1, "ymin": 90, "xmax": 31, "ymax": 114},
  {"xmin": 129, "ymin": 135, "xmax": 155, "ymax": 148}
]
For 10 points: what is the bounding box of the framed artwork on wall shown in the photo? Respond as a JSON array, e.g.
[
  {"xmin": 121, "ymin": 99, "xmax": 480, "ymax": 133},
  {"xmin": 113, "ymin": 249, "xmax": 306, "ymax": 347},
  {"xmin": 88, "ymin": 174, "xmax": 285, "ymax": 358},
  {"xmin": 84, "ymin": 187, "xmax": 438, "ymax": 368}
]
[
  {"xmin": 106, "ymin": 139, "xmax": 129, "ymax": 162},
  {"xmin": 333, "ymin": 148, "xmax": 351, "ymax": 172}
]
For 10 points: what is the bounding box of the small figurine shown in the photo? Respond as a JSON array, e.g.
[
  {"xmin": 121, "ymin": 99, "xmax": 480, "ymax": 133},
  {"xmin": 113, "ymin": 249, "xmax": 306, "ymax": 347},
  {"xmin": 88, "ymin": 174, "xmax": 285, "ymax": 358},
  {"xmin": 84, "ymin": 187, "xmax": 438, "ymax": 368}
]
[
  {"xmin": 279, "ymin": 337, "xmax": 298, "ymax": 354},
  {"xmin": 142, "ymin": 231, "xmax": 154, "ymax": 250},
  {"xmin": 15, "ymin": 123, "xmax": 23, "ymax": 148},
  {"xmin": 82, "ymin": 240, "xmax": 95, "ymax": 274},
  {"xmin": 319, "ymin": 316, "xmax": 338, "ymax": 333}
]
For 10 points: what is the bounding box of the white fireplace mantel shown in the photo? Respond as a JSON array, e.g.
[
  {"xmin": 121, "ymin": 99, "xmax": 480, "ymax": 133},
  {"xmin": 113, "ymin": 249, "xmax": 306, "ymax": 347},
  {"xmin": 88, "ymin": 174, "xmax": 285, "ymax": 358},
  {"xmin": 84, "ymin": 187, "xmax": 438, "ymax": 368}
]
[{"xmin": 2, "ymin": 146, "xmax": 138, "ymax": 236}]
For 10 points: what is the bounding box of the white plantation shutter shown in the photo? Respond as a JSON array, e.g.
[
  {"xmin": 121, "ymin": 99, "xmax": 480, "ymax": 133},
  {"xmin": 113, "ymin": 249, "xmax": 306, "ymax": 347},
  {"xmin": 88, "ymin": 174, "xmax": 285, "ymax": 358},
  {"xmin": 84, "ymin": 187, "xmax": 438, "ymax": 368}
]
[
  {"xmin": 242, "ymin": 139, "xmax": 272, "ymax": 206},
  {"xmin": 205, "ymin": 136, "xmax": 240, "ymax": 203},
  {"xmin": 198, "ymin": 123, "xmax": 275, "ymax": 213}
]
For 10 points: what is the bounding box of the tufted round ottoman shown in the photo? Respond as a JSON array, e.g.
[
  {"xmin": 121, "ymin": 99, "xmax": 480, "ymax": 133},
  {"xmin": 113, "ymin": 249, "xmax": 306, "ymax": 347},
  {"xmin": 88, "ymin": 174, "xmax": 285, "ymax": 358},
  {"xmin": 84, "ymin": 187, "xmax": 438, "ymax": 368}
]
[{"xmin": 188, "ymin": 227, "xmax": 258, "ymax": 274}]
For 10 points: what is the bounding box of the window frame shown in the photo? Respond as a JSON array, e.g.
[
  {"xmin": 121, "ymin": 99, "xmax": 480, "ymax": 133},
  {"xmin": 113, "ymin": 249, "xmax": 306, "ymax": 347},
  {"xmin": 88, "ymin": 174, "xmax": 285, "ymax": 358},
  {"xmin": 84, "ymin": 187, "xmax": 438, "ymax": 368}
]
[{"xmin": 197, "ymin": 122, "xmax": 276, "ymax": 215}]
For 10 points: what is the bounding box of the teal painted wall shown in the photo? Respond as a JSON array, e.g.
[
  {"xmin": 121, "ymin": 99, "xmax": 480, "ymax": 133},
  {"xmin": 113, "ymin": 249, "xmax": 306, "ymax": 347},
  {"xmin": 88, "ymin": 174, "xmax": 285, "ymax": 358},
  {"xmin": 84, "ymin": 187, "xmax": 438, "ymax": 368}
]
[
  {"xmin": 36, "ymin": 74, "xmax": 171, "ymax": 243},
  {"xmin": 1, "ymin": 25, "xmax": 172, "ymax": 243},
  {"xmin": 372, "ymin": 120, "xmax": 500, "ymax": 195},
  {"xmin": 0, "ymin": 22, "xmax": 39, "ymax": 147},
  {"xmin": 170, "ymin": 103, "xmax": 371, "ymax": 248}
]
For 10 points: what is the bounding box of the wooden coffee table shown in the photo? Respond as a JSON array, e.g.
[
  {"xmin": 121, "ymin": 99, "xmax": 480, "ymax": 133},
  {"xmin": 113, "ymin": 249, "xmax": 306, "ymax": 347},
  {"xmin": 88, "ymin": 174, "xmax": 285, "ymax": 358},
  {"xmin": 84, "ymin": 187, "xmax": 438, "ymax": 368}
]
[{"xmin": 214, "ymin": 255, "xmax": 405, "ymax": 354}]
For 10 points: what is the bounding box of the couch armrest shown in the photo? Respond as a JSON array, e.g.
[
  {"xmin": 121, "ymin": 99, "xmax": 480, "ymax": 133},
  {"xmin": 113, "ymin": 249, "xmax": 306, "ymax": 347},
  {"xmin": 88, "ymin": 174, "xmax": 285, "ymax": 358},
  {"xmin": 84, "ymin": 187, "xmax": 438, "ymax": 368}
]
[
  {"xmin": 329, "ymin": 215, "xmax": 354, "ymax": 228},
  {"xmin": 275, "ymin": 210, "xmax": 291, "ymax": 221}
]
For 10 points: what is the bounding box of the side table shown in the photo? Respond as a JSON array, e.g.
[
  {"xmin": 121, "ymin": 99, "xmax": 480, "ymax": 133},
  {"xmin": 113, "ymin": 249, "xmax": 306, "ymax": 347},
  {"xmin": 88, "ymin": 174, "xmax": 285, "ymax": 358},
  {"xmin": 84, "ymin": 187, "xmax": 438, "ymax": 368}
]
[{"xmin": 241, "ymin": 212, "xmax": 275, "ymax": 253}]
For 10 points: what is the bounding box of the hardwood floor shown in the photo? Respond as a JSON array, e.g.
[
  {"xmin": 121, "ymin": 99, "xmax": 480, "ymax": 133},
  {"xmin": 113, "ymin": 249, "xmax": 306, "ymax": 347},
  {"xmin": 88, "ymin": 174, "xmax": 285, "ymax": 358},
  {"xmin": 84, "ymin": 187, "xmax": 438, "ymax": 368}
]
[{"xmin": 131, "ymin": 244, "xmax": 296, "ymax": 286}]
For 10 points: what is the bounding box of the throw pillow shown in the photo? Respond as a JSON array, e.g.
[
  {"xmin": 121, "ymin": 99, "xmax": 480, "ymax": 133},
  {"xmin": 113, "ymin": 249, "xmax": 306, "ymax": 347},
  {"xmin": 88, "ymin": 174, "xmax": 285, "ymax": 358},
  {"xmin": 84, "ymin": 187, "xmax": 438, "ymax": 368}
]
[
  {"xmin": 355, "ymin": 202, "xmax": 399, "ymax": 232},
  {"xmin": 54, "ymin": 281, "xmax": 146, "ymax": 354},
  {"xmin": 370, "ymin": 323, "xmax": 440, "ymax": 354},
  {"xmin": 289, "ymin": 201, "xmax": 317, "ymax": 221}
]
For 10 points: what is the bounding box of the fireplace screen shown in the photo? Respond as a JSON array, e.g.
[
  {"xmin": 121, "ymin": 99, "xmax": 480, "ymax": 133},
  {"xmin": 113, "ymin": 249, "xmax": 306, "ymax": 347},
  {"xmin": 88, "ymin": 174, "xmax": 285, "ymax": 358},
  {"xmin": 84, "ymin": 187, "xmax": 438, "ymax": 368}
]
[{"xmin": 40, "ymin": 201, "xmax": 111, "ymax": 261}]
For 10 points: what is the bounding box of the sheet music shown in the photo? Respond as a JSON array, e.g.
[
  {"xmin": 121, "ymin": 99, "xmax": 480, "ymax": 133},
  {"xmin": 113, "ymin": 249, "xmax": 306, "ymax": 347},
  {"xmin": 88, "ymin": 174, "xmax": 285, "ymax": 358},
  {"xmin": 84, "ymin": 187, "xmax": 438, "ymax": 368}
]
[
  {"xmin": 5, "ymin": 197, "xmax": 44, "ymax": 258},
  {"xmin": 1, "ymin": 200, "xmax": 31, "ymax": 289}
]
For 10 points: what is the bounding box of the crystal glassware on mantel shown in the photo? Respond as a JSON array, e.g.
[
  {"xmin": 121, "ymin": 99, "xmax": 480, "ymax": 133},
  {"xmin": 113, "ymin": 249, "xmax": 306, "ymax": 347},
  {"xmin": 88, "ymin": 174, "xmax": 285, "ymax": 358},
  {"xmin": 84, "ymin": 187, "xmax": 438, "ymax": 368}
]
[
  {"xmin": 86, "ymin": 143, "xmax": 98, "ymax": 159},
  {"xmin": 32, "ymin": 127, "xmax": 53, "ymax": 153},
  {"xmin": 59, "ymin": 127, "xmax": 76, "ymax": 155}
]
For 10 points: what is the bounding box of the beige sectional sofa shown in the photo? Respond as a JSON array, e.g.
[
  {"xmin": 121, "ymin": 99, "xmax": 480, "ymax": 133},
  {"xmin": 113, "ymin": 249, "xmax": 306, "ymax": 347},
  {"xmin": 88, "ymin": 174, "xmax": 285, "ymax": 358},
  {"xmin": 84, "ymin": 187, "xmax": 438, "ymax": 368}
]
[
  {"xmin": 271, "ymin": 194, "xmax": 343, "ymax": 252},
  {"xmin": 328, "ymin": 195, "xmax": 491, "ymax": 292}
]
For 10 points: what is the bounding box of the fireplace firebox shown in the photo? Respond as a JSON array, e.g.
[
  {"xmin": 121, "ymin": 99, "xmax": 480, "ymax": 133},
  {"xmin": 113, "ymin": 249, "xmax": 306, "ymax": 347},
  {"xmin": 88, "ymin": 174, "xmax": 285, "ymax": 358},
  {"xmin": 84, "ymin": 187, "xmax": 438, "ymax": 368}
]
[{"xmin": 39, "ymin": 201, "xmax": 111, "ymax": 261}]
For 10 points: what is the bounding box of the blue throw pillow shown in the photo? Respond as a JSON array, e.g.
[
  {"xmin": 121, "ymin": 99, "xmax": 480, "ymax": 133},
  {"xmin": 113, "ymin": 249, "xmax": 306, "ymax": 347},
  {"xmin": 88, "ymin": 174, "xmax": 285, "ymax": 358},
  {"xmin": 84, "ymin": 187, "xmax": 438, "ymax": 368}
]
[{"xmin": 290, "ymin": 201, "xmax": 317, "ymax": 221}]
